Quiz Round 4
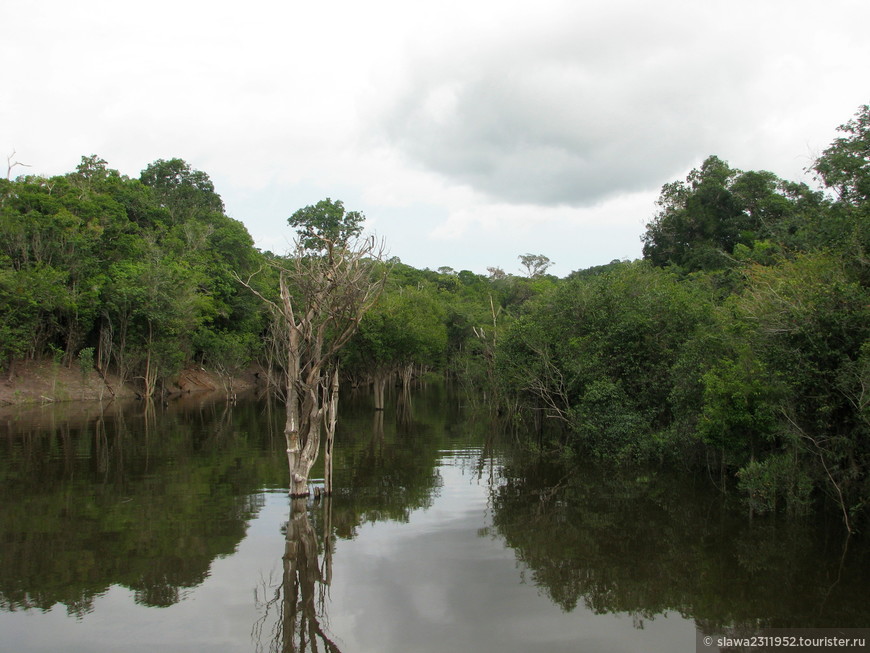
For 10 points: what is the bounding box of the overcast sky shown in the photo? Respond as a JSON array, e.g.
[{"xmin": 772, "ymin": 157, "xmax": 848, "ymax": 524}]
[{"xmin": 3, "ymin": 0, "xmax": 868, "ymax": 276}]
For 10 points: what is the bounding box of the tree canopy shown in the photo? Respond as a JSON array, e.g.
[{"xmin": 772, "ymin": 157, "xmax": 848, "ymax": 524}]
[
  {"xmin": 1, "ymin": 102, "xmax": 868, "ymax": 527},
  {"xmin": 288, "ymin": 198, "xmax": 365, "ymax": 253}
]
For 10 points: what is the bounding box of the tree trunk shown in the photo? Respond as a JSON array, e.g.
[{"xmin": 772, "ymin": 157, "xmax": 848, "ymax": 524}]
[
  {"xmin": 284, "ymin": 333, "xmax": 311, "ymax": 497},
  {"xmin": 139, "ymin": 319, "xmax": 159, "ymax": 399},
  {"xmin": 401, "ymin": 363, "xmax": 413, "ymax": 392},
  {"xmin": 323, "ymin": 368, "xmax": 339, "ymax": 496},
  {"xmin": 235, "ymin": 227, "xmax": 386, "ymax": 500},
  {"xmin": 373, "ymin": 371, "xmax": 387, "ymax": 411},
  {"xmin": 285, "ymin": 406, "xmax": 322, "ymax": 497}
]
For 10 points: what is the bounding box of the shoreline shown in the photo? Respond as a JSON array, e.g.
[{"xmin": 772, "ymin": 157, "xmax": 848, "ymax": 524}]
[{"xmin": 0, "ymin": 359, "xmax": 262, "ymax": 408}]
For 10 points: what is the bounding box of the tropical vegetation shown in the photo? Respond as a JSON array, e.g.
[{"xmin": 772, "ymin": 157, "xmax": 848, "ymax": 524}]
[{"xmin": 2, "ymin": 104, "xmax": 867, "ymax": 528}]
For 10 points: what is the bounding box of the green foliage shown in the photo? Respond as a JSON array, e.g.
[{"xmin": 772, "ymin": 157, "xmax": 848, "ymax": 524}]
[
  {"xmin": 737, "ymin": 454, "xmax": 814, "ymax": 515},
  {"xmin": 139, "ymin": 158, "xmax": 224, "ymax": 222},
  {"xmin": 497, "ymin": 261, "xmax": 714, "ymax": 461},
  {"xmin": 571, "ymin": 378, "xmax": 650, "ymax": 461},
  {"xmin": 194, "ymin": 328, "xmax": 257, "ymax": 376},
  {"xmin": 346, "ymin": 287, "xmax": 447, "ymax": 372},
  {"xmin": 813, "ymin": 104, "xmax": 870, "ymax": 206},
  {"xmin": 1, "ymin": 103, "xmax": 868, "ymax": 526},
  {"xmin": 641, "ymin": 156, "xmax": 827, "ymax": 272},
  {"xmin": 698, "ymin": 353, "xmax": 779, "ymax": 459},
  {"xmin": 494, "ymin": 104, "xmax": 870, "ymax": 525},
  {"xmin": 0, "ymin": 155, "xmax": 268, "ymax": 393},
  {"xmin": 518, "ymin": 253, "xmax": 554, "ymax": 278},
  {"xmin": 77, "ymin": 346, "xmax": 94, "ymax": 380},
  {"xmin": 288, "ymin": 197, "xmax": 364, "ymax": 252},
  {"xmin": 736, "ymin": 254, "xmax": 868, "ymax": 437}
]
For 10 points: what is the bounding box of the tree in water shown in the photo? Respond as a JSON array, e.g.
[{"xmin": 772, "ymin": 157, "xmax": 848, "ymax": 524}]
[{"xmin": 238, "ymin": 198, "xmax": 386, "ymax": 496}]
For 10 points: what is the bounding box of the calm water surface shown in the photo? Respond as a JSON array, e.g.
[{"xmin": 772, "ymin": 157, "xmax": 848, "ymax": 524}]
[{"xmin": 1, "ymin": 387, "xmax": 867, "ymax": 652}]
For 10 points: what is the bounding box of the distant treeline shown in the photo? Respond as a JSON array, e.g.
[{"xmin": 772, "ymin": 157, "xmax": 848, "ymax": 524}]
[{"xmin": 1, "ymin": 104, "xmax": 867, "ymax": 526}]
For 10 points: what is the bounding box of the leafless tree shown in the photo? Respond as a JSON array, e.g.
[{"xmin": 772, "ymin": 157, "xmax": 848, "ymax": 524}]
[
  {"xmin": 6, "ymin": 149, "xmax": 31, "ymax": 181},
  {"xmin": 237, "ymin": 234, "xmax": 387, "ymax": 496}
]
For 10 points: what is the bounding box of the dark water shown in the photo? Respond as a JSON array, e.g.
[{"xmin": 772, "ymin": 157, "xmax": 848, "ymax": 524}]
[{"xmin": 0, "ymin": 387, "xmax": 867, "ymax": 652}]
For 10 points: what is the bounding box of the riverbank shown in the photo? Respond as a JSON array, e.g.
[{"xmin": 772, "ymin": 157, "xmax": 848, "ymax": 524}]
[{"xmin": 0, "ymin": 359, "xmax": 261, "ymax": 407}]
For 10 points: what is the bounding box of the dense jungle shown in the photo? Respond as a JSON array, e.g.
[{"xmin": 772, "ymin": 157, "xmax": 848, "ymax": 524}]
[{"xmin": 2, "ymin": 104, "xmax": 868, "ymax": 530}]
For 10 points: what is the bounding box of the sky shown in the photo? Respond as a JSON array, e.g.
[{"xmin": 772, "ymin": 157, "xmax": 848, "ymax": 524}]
[{"xmin": 2, "ymin": 0, "xmax": 868, "ymax": 277}]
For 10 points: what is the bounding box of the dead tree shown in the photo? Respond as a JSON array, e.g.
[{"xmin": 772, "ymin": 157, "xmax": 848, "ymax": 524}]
[
  {"xmin": 237, "ymin": 232, "xmax": 386, "ymax": 496},
  {"xmin": 6, "ymin": 149, "xmax": 31, "ymax": 181}
]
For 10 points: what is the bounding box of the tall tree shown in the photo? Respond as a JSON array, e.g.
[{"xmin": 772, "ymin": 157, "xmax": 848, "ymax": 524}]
[
  {"xmin": 813, "ymin": 104, "xmax": 870, "ymax": 207},
  {"xmin": 518, "ymin": 253, "xmax": 553, "ymax": 278},
  {"xmin": 640, "ymin": 155, "xmax": 826, "ymax": 271},
  {"xmin": 237, "ymin": 200, "xmax": 386, "ymax": 496},
  {"xmin": 811, "ymin": 103, "xmax": 870, "ymax": 283},
  {"xmin": 139, "ymin": 158, "xmax": 224, "ymax": 223},
  {"xmin": 288, "ymin": 197, "xmax": 364, "ymax": 252}
]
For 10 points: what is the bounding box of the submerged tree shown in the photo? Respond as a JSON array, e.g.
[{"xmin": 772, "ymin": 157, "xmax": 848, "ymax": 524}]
[{"xmin": 238, "ymin": 199, "xmax": 386, "ymax": 496}]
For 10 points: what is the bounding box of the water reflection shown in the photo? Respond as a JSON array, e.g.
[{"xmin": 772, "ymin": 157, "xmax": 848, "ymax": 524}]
[
  {"xmin": 491, "ymin": 460, "xmax": 870, "ymax": 631},
  {"xmin": 0, "ymin": 396, "xmax": 284, "ymax": 616},
  {"xmin": 0, "ymin": 389, "xmax": 868, "ymax": 653},
  {"xmin": 253, "ymin": 499, "xmax": 343, "ymax": 653}
]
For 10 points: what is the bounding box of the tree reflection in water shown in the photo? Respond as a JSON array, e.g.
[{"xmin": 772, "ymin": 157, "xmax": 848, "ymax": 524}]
[
  {"xmin": 253, "ymin": 498, "xmax": 343, "ymax": 653},
  {"xmin": 490, "ymin": 460, "xmax": 870, "ymax": 630}
]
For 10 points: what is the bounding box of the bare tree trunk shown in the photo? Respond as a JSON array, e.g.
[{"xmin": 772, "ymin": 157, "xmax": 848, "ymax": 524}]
[
  {"xmin": 284, "ymin": 347, "xmax": 299, "ymax": 465},
  {"xmin": 236, "ymin": 230, "xmax": 386, "ymax": 498},
  {"xmin": 113, "ymin": 314, "xmax": 131, "ymax": 388},
  {"xmin": 284, "ymin": 331, "xmax": 316, "ymax": 497},
  {"xmin": 323, "ymin": 368, "xmax": 339, "ymax": 496},
  {"xmin": 141, "ymin": 320, "xmax": 157, "ymax": 399},
  {"xmin": 401, "ymin": 363, "xmax": 413, "ymax": 394},
  {"xmin": 264, "ymin": 313, "xmax": 288, "ymax": 399},
  {"xmin": 373, "ymin": 370, "xmax": 387, "ymax": 411},
  {"xmin": 97, "ymin": 317, "xmax": 112, "ymax": 375}
]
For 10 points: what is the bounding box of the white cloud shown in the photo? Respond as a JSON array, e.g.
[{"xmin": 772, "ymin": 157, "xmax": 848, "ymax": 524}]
[
  {"xmin": 1, "ymin": 0, "xmax": 868, "ymax": 273},
  {"xmin": 372, "ymin": 0, "xmax": 870, "ymax": 208}
]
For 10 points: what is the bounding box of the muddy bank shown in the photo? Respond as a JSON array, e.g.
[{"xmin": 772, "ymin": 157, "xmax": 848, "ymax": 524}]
[{"xmin": 0, "ymin": 359, "xmax": 264, "ymax": 408}]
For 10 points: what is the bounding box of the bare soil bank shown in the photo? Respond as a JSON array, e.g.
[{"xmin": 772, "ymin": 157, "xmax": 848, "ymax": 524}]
[{"xmin": 0, "ymin": 359, "xmax": 262, "ymax": 407}]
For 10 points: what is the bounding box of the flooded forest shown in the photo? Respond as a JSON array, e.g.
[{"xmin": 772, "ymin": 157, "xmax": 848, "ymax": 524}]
[
  {"xmin": 1, "ymin": 104, "xmax": 869, "ymax": 650},
  {"xmin": 1, "ymin": 388, "xmax": 869, "ymax": 652}
]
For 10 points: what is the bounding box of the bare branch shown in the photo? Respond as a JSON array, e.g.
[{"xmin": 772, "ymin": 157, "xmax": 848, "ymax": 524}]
[
  {"xmin": 231, "ymin": 266, "xmax": 279, "ymax": 312},
  {"xmin": 782, "ymin": 407, "xmax": 854, "ymax": 534},
  {"xmin": 242, "ymin": 226, "xmax": 388, "ymax": 497},
  {"xmin": 6, "ymin": 149, "xmax": 31, "ymax": 181}
]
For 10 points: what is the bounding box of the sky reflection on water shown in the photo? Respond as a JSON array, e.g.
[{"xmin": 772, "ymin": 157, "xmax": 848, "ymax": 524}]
[
  {"xmin": 0, "ymin": 445, "xmax": 691, "ymax": 653},
  {"xmin": 1, "ymin": 393, "xmax": 865, "ymax": 652}
]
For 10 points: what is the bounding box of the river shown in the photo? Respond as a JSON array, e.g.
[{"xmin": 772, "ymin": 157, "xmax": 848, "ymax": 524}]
[{"xmin": 0, "ymin": 385, "xmax": 867, "ymax": 652}]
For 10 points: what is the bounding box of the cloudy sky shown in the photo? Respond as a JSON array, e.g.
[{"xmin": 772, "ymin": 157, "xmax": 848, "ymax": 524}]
[{"xmin": 2, "ymin": 0, "xmax": 868, "ymax": 276}]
